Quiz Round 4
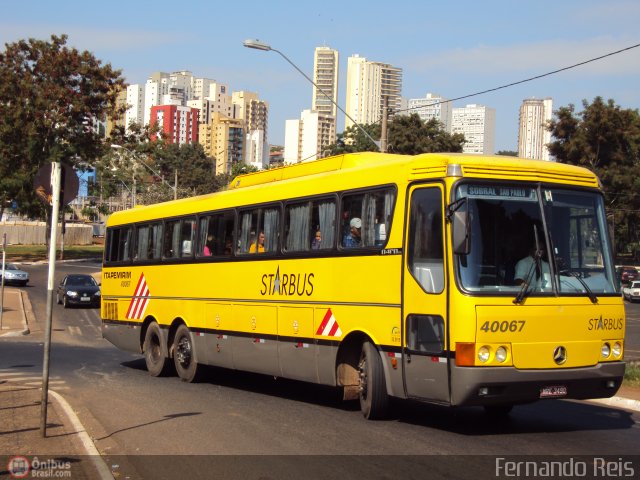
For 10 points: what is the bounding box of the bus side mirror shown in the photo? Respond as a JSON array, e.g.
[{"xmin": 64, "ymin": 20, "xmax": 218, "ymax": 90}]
[{"xmin": 452, "ymin": 210, "xmax": 470, "ymax": 255}]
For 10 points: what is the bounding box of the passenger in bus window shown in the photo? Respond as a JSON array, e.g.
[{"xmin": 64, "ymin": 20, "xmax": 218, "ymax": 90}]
[
  {"xmin": 515, "ymin": 244, "xmax": 550, "ymax": 287},
  {"xmin": 250, "ymin": 231, "xmax": 265, "ymax": 253},
  {"xmin": 311, "ymin": 230, "xmax": 322, "ymax": 250},
  {"xmin": 342, "ymin": 218, "xmax": 361, "ymax": 248},
  {"xmin": 203, "ymin": 235, "xmax": 214, "ymax": 256}
]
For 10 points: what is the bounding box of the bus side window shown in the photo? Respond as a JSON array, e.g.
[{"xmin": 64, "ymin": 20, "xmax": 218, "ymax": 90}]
[
  {"xmin": 340, "ymin": 189, "xmax": 394, "ymax": 249},
  {"xmin": 180, "ymin": 217, "xmax": 195, "ymax": 258},
  {"xmin": 408, "ymin": 188, "xmax": 444, "ymax": 294},
  {"xmin": 406, "ymin": 315, "xmax": 444, "ymax": 354},
  {"xmin": 163, "ymin": 220, "xmax": 181, "ymax": 259}
]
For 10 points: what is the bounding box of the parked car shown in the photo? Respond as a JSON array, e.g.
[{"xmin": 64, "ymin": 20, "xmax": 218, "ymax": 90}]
[
  {"xmin": 56, "ymin": 274, "xmax": 101, "ymax": 308},
  {"xmin": 0, "ymin": 263, "xmax": 29, "ymax": 286},
  {"xmin": 623, "ymin": 280, "xmax": 640, "ymax": 302},
  {"xmin": 618, "ymin": 266, "xmax": 639, "ymax": 285}
]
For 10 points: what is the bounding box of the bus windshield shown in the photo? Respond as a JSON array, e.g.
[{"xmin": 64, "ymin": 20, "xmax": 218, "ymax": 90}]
[{"xmin": 455, "ymin": 183, "xmax": 618, "ymax": 296}]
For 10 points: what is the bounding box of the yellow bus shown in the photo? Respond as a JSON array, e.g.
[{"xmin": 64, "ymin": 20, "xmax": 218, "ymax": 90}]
[{"xmin": 101, "ymin": 152, "xmax": 625, "ymax": 419}]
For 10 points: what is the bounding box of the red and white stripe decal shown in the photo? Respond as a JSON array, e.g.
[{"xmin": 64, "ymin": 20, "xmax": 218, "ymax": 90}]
[
  {"xmin": 316, "ymin": 308, "xmax": 342, "ymax": 337},
  {"xmin": 126, "ymin": 273, "xmax": 151, "ymax": 320}
]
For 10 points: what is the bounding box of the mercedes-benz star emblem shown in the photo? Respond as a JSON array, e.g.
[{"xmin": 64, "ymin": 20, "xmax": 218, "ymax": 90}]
[{"xmin": 553, "ymin": 346, "xmax": 567, "ymax": 365}]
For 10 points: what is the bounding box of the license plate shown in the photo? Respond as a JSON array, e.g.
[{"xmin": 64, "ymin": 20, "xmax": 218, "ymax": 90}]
[
  {"xmin": 540, "ymin": 385, "xmax": 567, "ymax": 398},
  {"xmin": 80, "ymin": 297, "xmax": 90, "ymax": 302}
]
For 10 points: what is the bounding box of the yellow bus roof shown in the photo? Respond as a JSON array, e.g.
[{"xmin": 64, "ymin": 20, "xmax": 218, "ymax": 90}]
[{"xmin": 105, "ymin": 152, "xmax": 600, "ymax": 227}]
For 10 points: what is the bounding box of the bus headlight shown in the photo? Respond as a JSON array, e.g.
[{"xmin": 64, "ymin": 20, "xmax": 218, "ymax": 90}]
[
  {"xmin": 612, "ymin": 342, "xmax": 622, "ymax": 358},
  {"xmin": 601, "ymin": 343, "xmax": 611, "ymax": 359},
  {"xmin": 495, "ymin": 346, "xmax": 508, "ymax": 363},
  {"xmin": 478, "ymin": 346, "xmax": 491, "ymax": 363}
]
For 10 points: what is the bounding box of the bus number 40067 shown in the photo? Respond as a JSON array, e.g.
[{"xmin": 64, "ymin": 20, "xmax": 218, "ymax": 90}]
[{"xmin": 480, "ymin": 320, "xmax": 526, "ymax": 333}]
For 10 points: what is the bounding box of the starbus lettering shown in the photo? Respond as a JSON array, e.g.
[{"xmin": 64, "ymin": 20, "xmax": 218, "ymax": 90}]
[
  {"xmin": 588, "ymin": 315, "xmax": 624, "ymax": 331},
  {"xmin": 103, "ymin": 271, "xmax": 132, "ymax": 280},
  {"xmin": 260, "ymin": 266, "xmax": 314, "ymax": 296}
]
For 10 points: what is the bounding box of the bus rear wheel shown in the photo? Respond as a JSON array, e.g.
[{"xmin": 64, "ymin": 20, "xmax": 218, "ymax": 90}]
[
  {"xmin": 173, "ymin": 324, "xmax": 199, "ymax": 382},
  {"xmin": 143, "ymin": 322, "xmax": 169, "ymax": 377},
  {"xmin": 358, "ymin": 341, "xmax": 389, "ymax": 420}
]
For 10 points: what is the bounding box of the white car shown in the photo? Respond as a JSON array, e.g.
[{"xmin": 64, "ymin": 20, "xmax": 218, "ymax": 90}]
[
  {"xmin": 0, "ymin": 263, "xmax": 29, "ymax": 286},
  {"xmin": 622, "ymin": 280, "xmax": 640, "ymax": 302}
]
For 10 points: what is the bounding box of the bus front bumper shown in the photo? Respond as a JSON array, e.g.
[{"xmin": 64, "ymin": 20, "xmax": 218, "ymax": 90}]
[{"xmin": 450, "ymin": 361, "xmax": 625, "ymax": 407}]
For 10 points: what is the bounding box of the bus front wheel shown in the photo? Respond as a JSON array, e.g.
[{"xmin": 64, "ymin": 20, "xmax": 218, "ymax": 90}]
[
  {"xmin": 173, "ymin": 324, "xmax": 199, "ymax": 382},
  {"xmin": 143, "ymin": 322, "xmax": 168, "ymax": 377},
  {"xmin": 358, "ymin": 341, "xmax": 389, "ymax": 420}
]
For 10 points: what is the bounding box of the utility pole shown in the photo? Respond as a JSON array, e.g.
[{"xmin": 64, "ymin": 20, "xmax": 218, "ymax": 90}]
[
  {"xmin": 174, "ymin": 169, "xmax": 178, "ymax": 200},
  {"xmin": 380, "ymin": 96, "xmax": 389, "ymax": 153}
]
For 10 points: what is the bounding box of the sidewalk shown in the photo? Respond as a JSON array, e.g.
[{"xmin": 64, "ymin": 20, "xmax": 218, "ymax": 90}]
[{"xmin": 0, "ymin": 287, "xmax": 112, "ymax": 479}]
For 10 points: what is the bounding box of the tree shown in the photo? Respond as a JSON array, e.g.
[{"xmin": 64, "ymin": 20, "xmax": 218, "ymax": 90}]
[
  {"xmin": 0, "ymin": 34, "xmax": 125, "ymax": 220},
  {"xmin": 325, "ymin": 123, "xmax": 381, "ymax": 156},
  {"xmin": 548, "ymin": 97, "xmax": 640, "ymax": 255},
  {"xmin": 325, "ymin": 114, "xmax": 464, "ymax": 156},
  {"xmin": 387, "ymin": 115, "xmax": 465, "ymax": 154},
  {"xmin": 496, "ymin": 150, "xmax": 518, "ymax": 157}
]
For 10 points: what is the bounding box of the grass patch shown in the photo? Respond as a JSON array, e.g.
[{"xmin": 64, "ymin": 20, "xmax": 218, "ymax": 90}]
[
  {"xmin": 5, "ymin": 244, "xmax": 103, "ymax": 262},
  {"xmin": 624, "ymin": 362, "xmax": 640, "ymax": 388}
]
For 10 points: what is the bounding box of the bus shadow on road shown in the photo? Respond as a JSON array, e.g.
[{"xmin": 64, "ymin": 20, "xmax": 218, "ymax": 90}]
[
  {"xmin": 121, "ymin": 359, "xmax": 359, "ymax": 412},
  {"xmin": 391, "ymin": 397, "xmax": 636, "ymax": 436},
  {"xmin": 120, "ymin": 358, "xmax": 635, "ymax": 436}
]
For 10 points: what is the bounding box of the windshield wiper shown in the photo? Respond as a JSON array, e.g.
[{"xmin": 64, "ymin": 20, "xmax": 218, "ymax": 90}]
[
  {"xmin": 559, "ymin": 268, "xmax": 598, "ymax": 304},
  {"xmin": 513, "ymin": 250, "xmax": 541, "ymax": 304},
  {"xmin": 514, "ymin": 225, "xmax": 543, "ymax": 305}
]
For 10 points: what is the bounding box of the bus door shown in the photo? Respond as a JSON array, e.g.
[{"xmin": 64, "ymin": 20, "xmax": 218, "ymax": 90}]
[{"xmin": 402, "ymin": 184, "xmax": 449, "ymax": 403}]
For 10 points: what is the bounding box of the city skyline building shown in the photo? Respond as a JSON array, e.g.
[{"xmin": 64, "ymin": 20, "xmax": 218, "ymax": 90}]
[
  {"xmin": 199, "ymin": 112, "xmax": 244, "ymax": 175},
  {"xmin": 283, "ymin": 109, "xmax": 336, "ymax": 164},
  {"xmin": 311, "ymin": 46, "xmax": 339, "ymax": 139},
  {"xmin": 232, "ymin": 91, "xmax": 269, "ymax": 168},
  {"xmin": 150, "ymin": 104, "xmax": 199, "ymax": 145},
  {"xmin": 407, "ymin": 93, "xmax": 452, "ymax": 132},
  {"xmin": 518, "ymin": 97, "xmax": 553, "ymax": 161},
  {"xmin": 344, "ymin": 54, "xmax": 402, "ymax": 130},
  {"xmin": 452, "ymin": 104, "xmax": 496, "ymax": 155}
]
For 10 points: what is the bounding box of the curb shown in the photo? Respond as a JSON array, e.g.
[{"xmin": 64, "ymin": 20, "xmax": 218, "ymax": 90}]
[
  {"xmin": 48, "ymin": 390, "xmax": 113, "ymax": 480},
  {"xmin": 0, "ymin": 290, "xmax": 30, "ymax": 337},
  {"xmin": 586, "ymin": 396, "xmax": 640, "ymax": 413}
]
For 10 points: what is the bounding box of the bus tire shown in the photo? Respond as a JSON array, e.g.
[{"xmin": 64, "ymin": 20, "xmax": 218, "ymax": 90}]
[
  {"xmin": 143, "ymin": 322, "xmax": 168, "ymax": 377},
  {"xmin": 358, "ymin": 341, "xmax": 389, "ymax": 420},
  {"xmin": 173, "ymin": 324, "xmax": 199, "ymax": 383}
]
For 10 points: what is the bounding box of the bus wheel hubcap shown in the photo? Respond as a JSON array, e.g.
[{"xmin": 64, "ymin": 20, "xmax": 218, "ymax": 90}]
[{"xmin": 176, "ymin": 337, "xmax": 192, "ymax": 367}]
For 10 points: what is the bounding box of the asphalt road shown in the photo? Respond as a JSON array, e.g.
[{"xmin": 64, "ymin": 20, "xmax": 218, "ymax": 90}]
[{"xmin": 1, "ymin": 262, "xmax": 639, "ymax": 479}]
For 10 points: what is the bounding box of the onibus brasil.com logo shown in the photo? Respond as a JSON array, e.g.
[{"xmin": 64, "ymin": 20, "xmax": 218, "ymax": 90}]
[{"xmin": 7, "ymin": 456, "xmax": 72, "ymax": 478}]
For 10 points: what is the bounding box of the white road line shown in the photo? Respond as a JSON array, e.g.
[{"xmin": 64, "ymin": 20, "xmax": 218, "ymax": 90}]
[
  {"xmin": 0, "ymin": 376, "xmax": 65, "ymax": 382},
  {"xmin": 68, "ymin": 326, "xmax": 82, "ymax": 336}
]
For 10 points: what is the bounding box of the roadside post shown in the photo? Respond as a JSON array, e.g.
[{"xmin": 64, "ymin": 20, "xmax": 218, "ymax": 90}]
[
  {"xmin": 0, "ymin": 233, "xmax": 6, "ymax": 330},
  {"xmin": 40, "ymin": 162, "xmax": 62, "ymax": 437}
]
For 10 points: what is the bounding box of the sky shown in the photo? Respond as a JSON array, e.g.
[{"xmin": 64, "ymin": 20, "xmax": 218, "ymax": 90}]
[{"xmin": 2, "ymin": 0, "xmax": 639, "ymax": 153}]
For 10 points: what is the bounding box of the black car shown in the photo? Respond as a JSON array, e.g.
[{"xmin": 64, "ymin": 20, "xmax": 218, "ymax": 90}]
[{"xmin": 56, "ymin": 274, "xmax": 101, "ymax": 308}]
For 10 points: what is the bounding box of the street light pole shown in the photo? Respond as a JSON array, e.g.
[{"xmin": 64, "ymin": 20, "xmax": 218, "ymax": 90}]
[{"xmin": 243, "ymin": 39, "xmax": 380, "ymax": 151}]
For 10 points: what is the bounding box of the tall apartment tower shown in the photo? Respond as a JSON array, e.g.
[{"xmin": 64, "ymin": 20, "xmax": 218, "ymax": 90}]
[
  {"xmin": 518, "ymin": 98, "xmax": 553, "ymax": 161},
  {"xmin": 312, "ymin": 47, "xmax": 339, "ymax": 118},
  {"xmin": 232, "ymin": 91, "xmax": 269, "ymax": 169},
  {"xmin": 451, "ymin": 104, "xmax": 496, "ymax": 155},
  {"xmin": 150, "ymin": 105, "xmax": 199, "ymax": 145},
  {"xmin": 284, "ymin": 109, "xmax": 336, "ymax": 164},
  {"xmin": 124, "ymin": 84, "xmax": 145, "ymax": 130},
  {"xmin": 345, "ymin": 54, "xmax": 402, "ymax": 130},
  {"xmin": 199, "ymin": 112, "xmax": 244, "ymax": 175},
  {"xmin": 407, "ymin": 93, "xmax": 452, "ymax": 132}
]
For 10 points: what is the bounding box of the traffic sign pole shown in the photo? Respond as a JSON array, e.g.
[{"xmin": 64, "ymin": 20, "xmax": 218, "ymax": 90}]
[
  {"xmin": 40, "ymin": 162, "xmax": 61, "ymax": 438},
  {"xmin": 0, "ymin": 233, "xmax": 6, "ymax": 330}
]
